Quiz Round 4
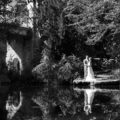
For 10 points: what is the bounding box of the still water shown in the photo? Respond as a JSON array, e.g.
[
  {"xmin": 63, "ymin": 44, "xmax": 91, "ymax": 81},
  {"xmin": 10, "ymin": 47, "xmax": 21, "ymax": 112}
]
[{"xmin": 0, "ymin": 82, "xmax": 120, "ymax": 120}]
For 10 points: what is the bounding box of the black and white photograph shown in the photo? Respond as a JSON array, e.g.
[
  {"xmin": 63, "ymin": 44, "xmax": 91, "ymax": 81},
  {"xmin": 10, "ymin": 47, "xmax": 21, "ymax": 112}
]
[{"xmin": 0, "ymin": 0, "xmax": 120, "ymax": 120}]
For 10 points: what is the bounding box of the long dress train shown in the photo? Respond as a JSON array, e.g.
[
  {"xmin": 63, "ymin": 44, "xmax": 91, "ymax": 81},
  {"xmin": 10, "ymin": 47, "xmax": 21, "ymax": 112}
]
[{"xmin": 85, "ymin": 58, "xmax": 96, "ymax": 82}]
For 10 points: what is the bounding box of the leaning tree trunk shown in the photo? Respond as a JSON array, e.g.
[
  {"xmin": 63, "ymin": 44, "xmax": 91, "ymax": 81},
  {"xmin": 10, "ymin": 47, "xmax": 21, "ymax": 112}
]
[{"xmin": 26, "ymin": 0, "xmax": 40, "ymax": 66}]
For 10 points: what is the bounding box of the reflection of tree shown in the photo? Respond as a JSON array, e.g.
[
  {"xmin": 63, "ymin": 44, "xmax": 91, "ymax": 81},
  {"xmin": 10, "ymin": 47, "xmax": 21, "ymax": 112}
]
[
  {"xmin": 32, "ymin": 87, "xmax": 49, "ymax": 120},
  {"xmin": 32, "ymin": 96, "xmax": 49, "ymax": 115},
  {"xmin": 30, "ymin": 87, "xmax": 120, "ymax": 120},
  {"xmin": 93, "ymin": 91, "xmax": 120, "ymax": 120},
  {"xmin": 5, "ymin": 85, "xmax": 120, "ymax": 120},
  {"xmin": 57, "ymin": 87, "xmax": 82, "ymax": 116},
  {"xmin": 111, "ymin": 91, "xmax": 120, "ymax": 104},
  {"xmin": 58, "ymin": 89, "xmax": 73, "ymax": 108},
  {"xmin": 104, "ymin": 91, "xmax": 120, "ymax": 120}
]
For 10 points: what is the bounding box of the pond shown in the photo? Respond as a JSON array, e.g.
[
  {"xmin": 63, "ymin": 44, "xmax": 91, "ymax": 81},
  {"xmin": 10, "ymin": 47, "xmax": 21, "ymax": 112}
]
[{"xmin": 0, "ymin": 82, "xmax": 120, "ymax": 120}]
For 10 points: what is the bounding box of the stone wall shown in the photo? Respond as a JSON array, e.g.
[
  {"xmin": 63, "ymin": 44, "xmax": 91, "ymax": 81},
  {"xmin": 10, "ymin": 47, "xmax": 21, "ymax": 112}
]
[
  {"xmin": 0, "ymin": 41, "xmax": 7, "ymax": 73},
  {"xmin": 6, "ymin": 33, "xmax": 32, "ymax": 75},
  {"xmin": 0, "ymin": 25, "xmax": 33, "ymax": 75}
]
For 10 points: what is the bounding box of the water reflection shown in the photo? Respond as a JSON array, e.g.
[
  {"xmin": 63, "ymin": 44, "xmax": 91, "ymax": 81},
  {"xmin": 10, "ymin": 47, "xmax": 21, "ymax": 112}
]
[
  {"xmin": 6, "ymin": 91, "xmax": 23, "ymax": 119},
  {"xmin": 1, "ymin": 84, "xmax": 120, "ymax": 120},
  {"xmin": 84, "ymin": 88, "xmax": 96, "ymax": 115},
  {"xmin": 74, "ymin": 86, "xmax": 120, "ymax": 116}
]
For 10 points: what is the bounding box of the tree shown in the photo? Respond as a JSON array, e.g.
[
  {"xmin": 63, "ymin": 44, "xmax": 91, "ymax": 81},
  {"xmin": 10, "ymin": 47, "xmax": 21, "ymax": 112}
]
[{"xmin": 63, "ymin": 0, "xmax": 120, "ymax": 60}]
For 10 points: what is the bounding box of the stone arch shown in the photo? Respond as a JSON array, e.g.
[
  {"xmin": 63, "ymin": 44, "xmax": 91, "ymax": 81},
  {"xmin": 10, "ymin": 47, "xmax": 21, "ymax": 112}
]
[{"xmin": 6, "ymin": 42, "xmax": 23, "ymax": 75}]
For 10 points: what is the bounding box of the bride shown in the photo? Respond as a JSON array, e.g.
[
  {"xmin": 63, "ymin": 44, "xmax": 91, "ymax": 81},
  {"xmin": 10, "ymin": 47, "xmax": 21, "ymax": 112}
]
[{"xmin": 85, "ymin": 57, "xmax": 96, "ymax": 82}]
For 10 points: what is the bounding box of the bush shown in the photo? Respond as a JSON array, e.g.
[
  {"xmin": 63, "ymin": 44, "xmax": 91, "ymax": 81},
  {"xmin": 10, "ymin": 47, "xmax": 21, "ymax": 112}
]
[
  {"xmin": 57, "ymin": 55, "xmax": 83, "ymax": 83},
  {"xmin": 111, "ymin": 68, "xmax": 120, "ymax": 79},
  {"xmin": 101, "ymin": 58, "xmax": 118, "ymax": 70},
  {"xmin": 32, "ymin": 57, "xmax": 51, "ymax": 81}
]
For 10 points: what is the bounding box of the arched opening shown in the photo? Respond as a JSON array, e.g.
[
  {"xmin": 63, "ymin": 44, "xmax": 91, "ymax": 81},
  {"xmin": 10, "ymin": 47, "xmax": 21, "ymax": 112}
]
[{"xmin": 6, "ymin": 42, "xmax": 23, "ymax": 75}]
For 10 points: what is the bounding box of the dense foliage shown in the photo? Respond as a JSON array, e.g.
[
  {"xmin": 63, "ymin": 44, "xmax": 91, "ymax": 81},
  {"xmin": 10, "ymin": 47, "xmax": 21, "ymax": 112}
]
[
  {"xmin": 5, "ymin": 85, "xmax": 120, "ymax": 120},
  {"xmin": 1, "ymin": 0, "xmax": 120, "ymax": 81},
  {"xmin": 33, "ymin": 0, "xmax": 120, "ymax": 81}
]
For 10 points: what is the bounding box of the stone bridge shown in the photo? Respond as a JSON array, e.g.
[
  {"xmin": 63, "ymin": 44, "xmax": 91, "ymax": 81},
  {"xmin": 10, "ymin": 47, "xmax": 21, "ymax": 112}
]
[{"xmin": 0, "ymin": 24, "xmax": 33, "ymax": 75}]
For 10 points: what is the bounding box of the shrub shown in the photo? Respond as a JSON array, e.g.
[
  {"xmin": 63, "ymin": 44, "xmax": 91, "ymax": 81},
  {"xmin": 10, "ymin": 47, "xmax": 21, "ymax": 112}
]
[
  {"xmin": 111, "ymin": 68, "xmax": 120, "ymax": 79},
  {"xmin": 57, "ymin": 55, "xmax": 83, "ymax": 83}
]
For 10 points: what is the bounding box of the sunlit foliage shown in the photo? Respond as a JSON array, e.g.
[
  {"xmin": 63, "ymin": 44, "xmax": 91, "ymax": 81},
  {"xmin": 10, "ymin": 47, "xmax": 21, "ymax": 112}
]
[{"xmin": 1, "ymin": 0, "xmax": 120, "ymax": 80}]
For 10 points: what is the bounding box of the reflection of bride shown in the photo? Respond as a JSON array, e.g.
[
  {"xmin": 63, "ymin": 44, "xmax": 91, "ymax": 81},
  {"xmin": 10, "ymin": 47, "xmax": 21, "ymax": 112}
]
[{"xmin": 84, "ymin": 88, "xmax": 96, "ymax": 115}]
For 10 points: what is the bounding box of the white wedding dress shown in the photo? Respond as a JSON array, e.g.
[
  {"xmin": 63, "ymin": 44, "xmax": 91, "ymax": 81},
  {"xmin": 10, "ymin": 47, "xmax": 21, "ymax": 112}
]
[{"xmin": 85, "ymin": 60, "xmax": 96, "ymax": 82}]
